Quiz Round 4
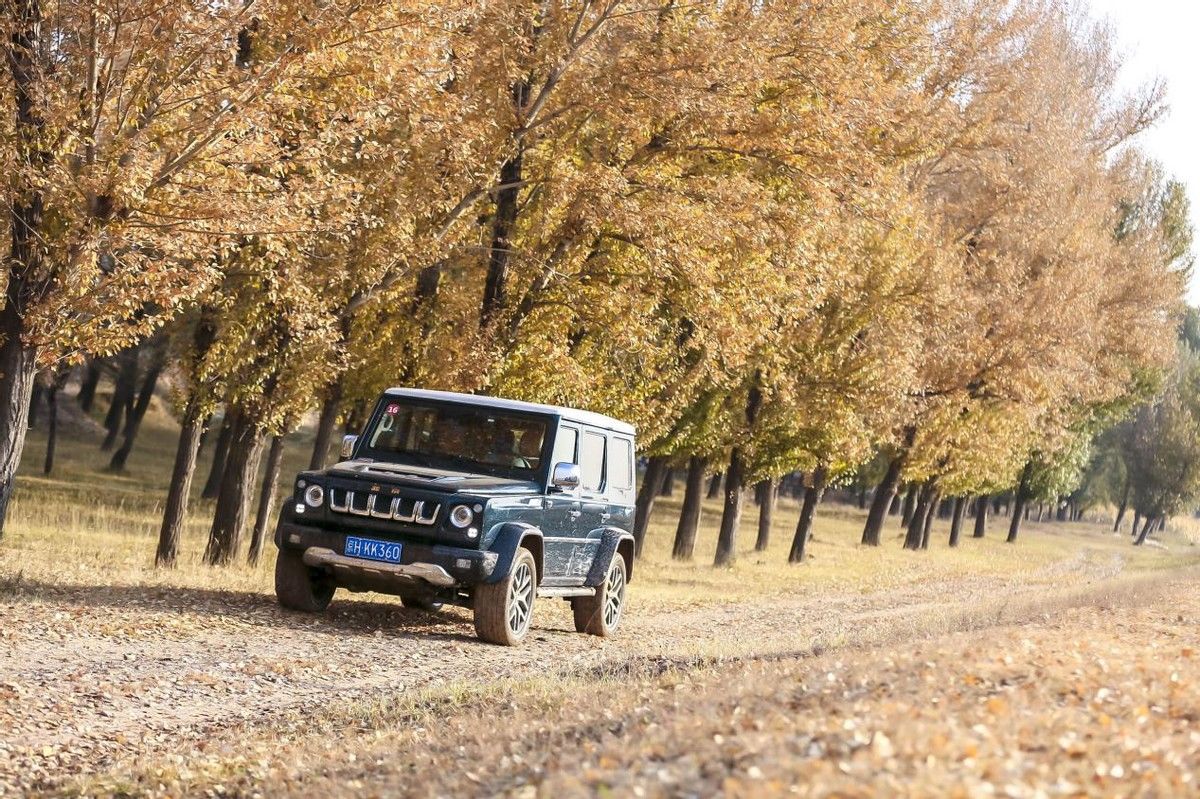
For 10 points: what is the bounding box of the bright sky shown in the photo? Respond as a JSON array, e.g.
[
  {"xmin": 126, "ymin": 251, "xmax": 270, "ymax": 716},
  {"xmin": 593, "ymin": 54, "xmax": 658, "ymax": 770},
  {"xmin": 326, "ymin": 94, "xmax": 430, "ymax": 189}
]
[{"xmin": 1085, "ymin": 0, "xmax": 1200, "ymax": 304}]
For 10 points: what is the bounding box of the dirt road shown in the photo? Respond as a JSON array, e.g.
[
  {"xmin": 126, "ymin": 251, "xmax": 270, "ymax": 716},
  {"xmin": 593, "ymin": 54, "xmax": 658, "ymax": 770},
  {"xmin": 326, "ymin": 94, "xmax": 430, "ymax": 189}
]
[{"xmin": 0, "ymin": 543, "xmax": 1147, "ymax": 795}]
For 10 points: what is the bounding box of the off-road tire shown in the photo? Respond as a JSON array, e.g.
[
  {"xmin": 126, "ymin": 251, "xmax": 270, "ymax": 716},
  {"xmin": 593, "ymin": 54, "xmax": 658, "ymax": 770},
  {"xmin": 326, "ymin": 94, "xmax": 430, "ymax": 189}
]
[
  {"xmin": 572, "ymin": 553, "xmax": 627, "ymax": 637},
  {"xmin": 274, "ymin": 548, "xmax": 335, "ymax": 612},
  {"xmin": 473, "ymin": 547, "xmax": 537, "ymax": 646}
]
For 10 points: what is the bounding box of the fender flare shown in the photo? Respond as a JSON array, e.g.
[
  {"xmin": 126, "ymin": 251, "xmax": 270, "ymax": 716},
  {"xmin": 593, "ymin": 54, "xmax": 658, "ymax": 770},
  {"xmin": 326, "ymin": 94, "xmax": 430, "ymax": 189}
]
[
  {"xmin": 484, "ymin": 522, "xmax": 544, "ymax": 584},
  {"xmin": 584, "ymin": 528, "xmax": 635, "ymax": 587}
]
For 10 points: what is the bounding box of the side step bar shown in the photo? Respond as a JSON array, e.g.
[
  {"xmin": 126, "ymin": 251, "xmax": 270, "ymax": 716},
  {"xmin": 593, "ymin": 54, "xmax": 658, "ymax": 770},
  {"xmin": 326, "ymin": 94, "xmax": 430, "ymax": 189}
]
[{"xmin": 537, "ymin": 586, "xmax": 596, "ymax": 598}]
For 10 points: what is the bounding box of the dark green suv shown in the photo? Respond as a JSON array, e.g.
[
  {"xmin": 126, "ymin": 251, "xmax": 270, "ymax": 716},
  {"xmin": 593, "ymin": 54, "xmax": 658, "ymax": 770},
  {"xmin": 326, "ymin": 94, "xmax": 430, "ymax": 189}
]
[{"xmin": 273, "ymin": 388, "xmax": 636, "ymax": 645}]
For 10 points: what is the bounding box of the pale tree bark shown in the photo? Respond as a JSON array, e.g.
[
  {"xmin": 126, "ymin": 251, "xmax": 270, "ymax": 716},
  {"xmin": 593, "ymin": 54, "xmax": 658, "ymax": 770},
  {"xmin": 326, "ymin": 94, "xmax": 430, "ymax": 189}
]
[{"xmin": 248, "ymin": 434, "xmax": 286, "ymax": 565}]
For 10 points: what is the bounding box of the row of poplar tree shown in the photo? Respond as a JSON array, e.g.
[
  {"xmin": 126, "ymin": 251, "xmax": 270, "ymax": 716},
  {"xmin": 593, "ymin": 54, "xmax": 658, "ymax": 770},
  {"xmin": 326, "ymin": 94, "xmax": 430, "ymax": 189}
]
[{"xmin": 0, "ymin": 0, "xmax": 1193, "ymax": 568}]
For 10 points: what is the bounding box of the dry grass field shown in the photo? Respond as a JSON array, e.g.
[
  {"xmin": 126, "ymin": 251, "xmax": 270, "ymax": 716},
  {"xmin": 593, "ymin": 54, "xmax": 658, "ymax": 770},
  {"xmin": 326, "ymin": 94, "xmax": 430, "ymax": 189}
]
[{"xmin": 3, "ymin": 401, "xmax": 1199, "ymax": 796}]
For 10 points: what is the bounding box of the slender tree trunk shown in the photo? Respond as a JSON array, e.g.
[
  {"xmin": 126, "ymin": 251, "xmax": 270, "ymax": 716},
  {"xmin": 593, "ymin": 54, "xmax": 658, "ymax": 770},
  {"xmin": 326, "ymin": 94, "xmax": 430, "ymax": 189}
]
[
  {"xmin": 659, "ymin": 468, "xmax": 675, "ymax": 496},
  {"xmin": 28, "ymin": 382, "xmax": 43, "ymax": 428},
  {"xmin": 920, "ymin": 490, "xmax": 940, "ymax": 549},
  {"xmin": 43, "ymin": 375, "xmax": 62, "ymax": 475},
  {"xmin": 204, "ymin": 413, "xmax": 266, "ymax": 566},
  {"xmin": 248, "ymin": 434, "xmax": 286, "ymax": 566},
  {"xmin": 480, "ymin": 145, "xmax": 526, "ymax": 328},
  {"xmin": 1131, "ymin": 509, "xmax": 1141, "ymax": 538},
  {"xmin": 706, "ymin": 472, "xmax": 722, "ymax": 500},
  {"xmin": 888, "ymin": 491, "xmax": 901, "ymax": 516},
  {"xmin": 102, "ymin": 347, "xmax": 138, "ymax": 450},
  {"xmin": 973, "ymin": 494, "xmax": 988, "ymax": 538},
  {"xmin": 77, "ymin": 357, "xmax": 102, "ymax": 412},
  {"xmin": 309, "ymin": 375, "xmax": 344, "ymax": 471},
  {"xmin": 1133, "ymin": 513, "xmax": 1156, "ymax": 546},
  {"xmin": 1157, "ymin": 515, "xmax": 1167, "ymax": 533},
  {"xmin": 904, "ymin": 483, "xmax": 934, "ymax": 550},
  {"xmin": 632, "ymin": 454, "xmax": 669, "ymax": 556},
  {"xmin": 1007, "ymin": 464, "xmax": 1033, "ymax": 543},
  {"xmin": 789, "ymin": 465, "xmax": 828, "ymax": 563},
  {"xmin": 201, "ymin": 411, "xmax": 236, "ymax": 499},
  {"xmin": 948, "ymin": 496, "xmax": 966, "ymax": 547},
  {"xmin": 1112, "ymin": 479, "xmax": 1130, "ymax": 533},
  {"xmin": 672, "ymin": 456, "xmax": 707, "ymax": 561},
  {"xmin": 862, "ymin": 453, "xmax": 905, "ymax": 546},
  {"xmin": 754, "ymin": 478, "xmax": 776, "ymax": 552},
  {"xmin": 156, "ymin": 402, "xmax": 205, "ymax": 567},
  {"xmin": 900, "ymin": 484, "xmax": 918, "ymax": 527},
  {"xmin": 713, "ymin": 447, "xmax": 746, "ymax": 567},
  {"xmin": 108, "ymin": 358, "xmax": 163, "ymax": 471}
]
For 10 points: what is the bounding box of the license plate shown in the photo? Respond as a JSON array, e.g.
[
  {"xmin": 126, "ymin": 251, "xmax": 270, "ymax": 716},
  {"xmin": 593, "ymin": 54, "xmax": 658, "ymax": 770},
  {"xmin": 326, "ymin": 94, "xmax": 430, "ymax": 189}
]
[{"xmin": 344, "ymin": 536, "xmax": 403, "ymax": 564}]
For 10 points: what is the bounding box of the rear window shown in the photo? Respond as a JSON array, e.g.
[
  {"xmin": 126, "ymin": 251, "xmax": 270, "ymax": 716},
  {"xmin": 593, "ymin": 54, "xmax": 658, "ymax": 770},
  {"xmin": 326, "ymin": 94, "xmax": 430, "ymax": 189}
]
[
  {"xmin": 579, "ymin": 431, "xmax": 606, "ymax": 492},
  {"xmin": 609, "ymin": 437, "xmax": 633, "ymax": 490}
]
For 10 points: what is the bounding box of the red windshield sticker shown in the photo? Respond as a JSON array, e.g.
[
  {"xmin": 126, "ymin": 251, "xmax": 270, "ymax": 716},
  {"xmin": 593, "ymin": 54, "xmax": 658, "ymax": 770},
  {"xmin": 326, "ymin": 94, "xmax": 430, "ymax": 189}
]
[{"xmin": 386, "ymin": 403, "xmax": 400, "ymax": 414}]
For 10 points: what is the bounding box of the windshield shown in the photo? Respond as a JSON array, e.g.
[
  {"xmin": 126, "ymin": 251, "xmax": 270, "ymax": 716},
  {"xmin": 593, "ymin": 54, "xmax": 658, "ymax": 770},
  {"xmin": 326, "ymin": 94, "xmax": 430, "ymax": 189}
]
[{"xmin": 361, "ymin": 399, "xmax": 549, "ymax": 479}]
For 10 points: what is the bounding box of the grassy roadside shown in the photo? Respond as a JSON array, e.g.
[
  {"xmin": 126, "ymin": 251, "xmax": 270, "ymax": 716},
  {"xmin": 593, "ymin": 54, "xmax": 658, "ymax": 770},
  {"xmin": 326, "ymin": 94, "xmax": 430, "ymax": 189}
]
[{"xmin": 3, "ymin": 401, "xmax": 1195, "ymax": 614}]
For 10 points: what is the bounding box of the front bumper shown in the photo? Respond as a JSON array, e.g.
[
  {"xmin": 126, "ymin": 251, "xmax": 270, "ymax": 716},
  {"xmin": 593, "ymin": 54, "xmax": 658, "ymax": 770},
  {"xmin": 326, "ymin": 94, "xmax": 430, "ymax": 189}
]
[{"xmin": 275, "ymin": 519, "xmax": 499, "ymax": 589}]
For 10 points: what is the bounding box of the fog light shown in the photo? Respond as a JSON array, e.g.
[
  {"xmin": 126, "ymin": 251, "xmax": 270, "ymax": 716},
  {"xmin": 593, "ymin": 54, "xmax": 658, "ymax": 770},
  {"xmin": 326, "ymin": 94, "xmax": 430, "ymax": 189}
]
[
  {"xmin": 295, "ymin": 503, "xmax": 305, "ymax": 514},
  {"xmin": 449, "ymin": 504, "xmax": 474, "ymax": 528},
  {"xmin": 455, "ymin": 558, "xmax": 471, "ymax": 569},
  {"xmin": 466, "ymin": 528, "xmax": 478, "ymax": 539},
  {"xmin": 304, "ymin": 484, "xmax": 325, "ymax": 507}
]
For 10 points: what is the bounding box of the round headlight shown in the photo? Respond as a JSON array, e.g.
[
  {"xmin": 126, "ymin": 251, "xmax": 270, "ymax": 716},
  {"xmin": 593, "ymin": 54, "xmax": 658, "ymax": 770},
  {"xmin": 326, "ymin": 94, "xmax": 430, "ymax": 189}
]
[
  {"xmin": 449, "ymin": 504, "xmax": 474, "ymax": 529},
  {"xmin": 304, "ymin": 484, "xmax": 325, "ymax": 508}
]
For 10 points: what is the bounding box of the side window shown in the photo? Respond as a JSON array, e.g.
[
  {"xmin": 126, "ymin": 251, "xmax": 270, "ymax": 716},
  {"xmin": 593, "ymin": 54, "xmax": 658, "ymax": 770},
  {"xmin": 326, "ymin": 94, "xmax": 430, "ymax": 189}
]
[
  {"xmin": 609, "ymin": 437, "xmax": 633, "ymax": 490},
  {"xmin": 552, "ymin": 426, "xmax": 578, "ymax": 466},
  {"xmin": 579, "ymin": 431, "xmax": 606, "ymax": 492}
]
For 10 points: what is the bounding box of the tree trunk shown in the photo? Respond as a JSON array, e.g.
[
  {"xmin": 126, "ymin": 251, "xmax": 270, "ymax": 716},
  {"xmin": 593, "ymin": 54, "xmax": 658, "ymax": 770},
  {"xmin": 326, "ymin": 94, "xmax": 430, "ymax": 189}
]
[
  {"xmin": 632, "ymin": 454, "xmax": 669, "ymax": 556},
  {"xmin": 77, "ymin": 357, "xmax": 102, "ymax": 412},
  {"xmin": 155, "ymin": 401, "xmax": 206, "ymax": 567},
  {"xmin": 713, "ymin": 447, "xmax": 745, "ymax": 567},
  {"xmin": 789, "ymin": 465, "xmax": 828, "ymax": 563},
  {"xmin": 1007, "ymin": 464, "xmax": 1033, "ymax": 543},
  {"xmin": 480, "ymin": 99, "xmax": 528, "ymax": 330},
  {"xmin": 920, "ymin": 490, "xmax": 940, "ymax": 549},
  {"xmin": 1131, "ymin": 510, "xmax": 1141, "ymax": 538},
  {"xmin": 659, "ymin": 468, "xmax": 675, "ymax": 496},
  {"xmin": 1133, "ymin": 513, "xmax": 1156, "ymax": 546},
  {"xmin": 672, "ymin": 456, "xmax": 707, "ymax": 561},
  {"xmin": 1112, "ymin": 479, "xmax": 1130, "ymax": 533},
  {"xmin": 754, "ymin": 478, "xmax": 776, "ymax": 552},
  {"xmin": 904, "ymin": 483, "xmax": 934, "ymax": 550},
  {"xmin": 0, "ymin": 282, "xmax": 41, "ymax": 536},
  {"xmin": 108, "ymin": 357, "xmax": 163, "ymax": 471},
  {"xmin": 101, "ymin": 346, "xmax": 138, "ymax": 450},
  {"xmin": 309, "ymin": 376, "xmax": 344, "ymax": 471},
  {"xmin": 900, "ymin": 483, "xmax": 918, "ymax": 527},
  {"xmin": 204, "ymin": 413, "xmax": 266, "ymax": 566},
  {"xmin": 1158, "ymin": 515, "xmax": 1167, "ymax": 533},
  {"xmin": 948, "ymin": 496, "xmax": 966, "ymax": 547},
  {"xmin": 248, "ymin": 434, "xmax": 286, "ymax": 566},
  {"xmin": 973, "ymin": 494, "xmax": 988, "ymax": 538},
  {"xmin": 862, "ymin": 453, "xmax": 905, "ymax": 546},
  {"xmin": 888, "ymin": 491, "xmax": 901, "ymax": 516},
  {"xmin": 201, "ymin": 411, "xmax": 236, "ymax": 499},
  {"xmin": 43, "ymin": 375, "xmax": 62, "ymax": 475},
  {"xmin": 28, "ymin": 381, "xmax": 43, "ymax": 428},
  {"xmin": 706, "ymin": 472, "xmax": 722, "ymax": 500}
]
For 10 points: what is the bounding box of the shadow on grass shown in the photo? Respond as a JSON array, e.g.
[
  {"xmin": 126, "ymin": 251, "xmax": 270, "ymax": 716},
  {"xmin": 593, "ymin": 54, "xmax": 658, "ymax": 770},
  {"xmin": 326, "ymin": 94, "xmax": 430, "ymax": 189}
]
[{"xmin": 0, "ymin": 572, "xmax": 486, "ymax": 643}]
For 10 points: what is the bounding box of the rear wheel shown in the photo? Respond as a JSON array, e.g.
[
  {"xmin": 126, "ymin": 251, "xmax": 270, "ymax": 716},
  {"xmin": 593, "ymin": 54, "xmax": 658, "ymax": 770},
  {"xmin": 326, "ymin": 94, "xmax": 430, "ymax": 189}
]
[
  {"xmin": 275, "ymin": 548, "xmax": 335, "ymax": 612},
  {"xmin": 572, "ymin": 553, "xmax": 627, "ymax": 637},
  {"xmin": 473, "ymin": 547, "xmax": 537, "ymax": 646}
]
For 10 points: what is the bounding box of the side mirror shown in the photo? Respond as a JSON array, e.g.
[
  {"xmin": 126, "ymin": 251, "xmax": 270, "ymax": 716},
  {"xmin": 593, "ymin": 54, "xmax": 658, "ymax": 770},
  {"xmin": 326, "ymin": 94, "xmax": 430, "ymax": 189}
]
[
  {"xmin": 550, "ymin": 462, "xmax": 581, "ymax": 492},
  {"xmin": 341, "ymin": 434, "xmax": 359, "ymax": 459}
]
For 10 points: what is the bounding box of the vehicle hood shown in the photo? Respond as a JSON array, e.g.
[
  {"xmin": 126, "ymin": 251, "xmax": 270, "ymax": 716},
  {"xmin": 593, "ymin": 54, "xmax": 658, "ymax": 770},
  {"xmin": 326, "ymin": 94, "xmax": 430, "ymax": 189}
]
[{"xmin": 323, "ymin": 460, "xmax": 540, "ymax": 495}]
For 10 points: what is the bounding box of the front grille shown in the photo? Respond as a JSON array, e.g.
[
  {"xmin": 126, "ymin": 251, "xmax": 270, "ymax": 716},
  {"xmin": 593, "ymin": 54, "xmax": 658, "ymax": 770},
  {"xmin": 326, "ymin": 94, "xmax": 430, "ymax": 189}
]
[{"xmin": 328, "ymin": 488, "xmax": 440, "ymax": 526}]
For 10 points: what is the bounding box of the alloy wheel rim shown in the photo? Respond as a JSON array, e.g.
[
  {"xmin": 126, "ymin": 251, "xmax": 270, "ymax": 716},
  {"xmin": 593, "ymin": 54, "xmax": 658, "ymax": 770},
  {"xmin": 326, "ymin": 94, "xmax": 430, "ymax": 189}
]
[
  {"xmin": 603, "ymin": 563, "xmax": 625, "ymax": 629},
  {"xmin": 508, "ymin": 561, "xmax": 534, "ymax": 636}
]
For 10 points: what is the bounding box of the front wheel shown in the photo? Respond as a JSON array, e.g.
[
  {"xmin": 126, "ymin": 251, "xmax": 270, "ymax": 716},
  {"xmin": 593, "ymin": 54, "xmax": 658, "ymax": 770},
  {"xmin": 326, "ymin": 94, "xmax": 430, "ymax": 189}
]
[
  {"xmin": 473, "ymin": 547, "xmax": 537, "ymax": 646},
  {"xmin": 572, "ymin": 553, "xmax": 627, "ymax": 637},
  {"xmin": 275, "ymin": 548, "xmax": 335, "ymax": 612}
]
